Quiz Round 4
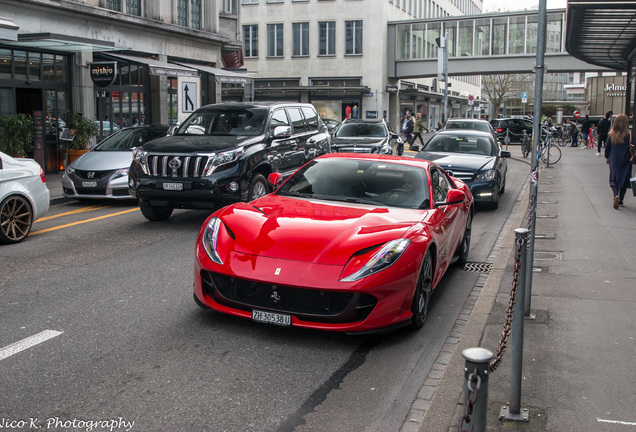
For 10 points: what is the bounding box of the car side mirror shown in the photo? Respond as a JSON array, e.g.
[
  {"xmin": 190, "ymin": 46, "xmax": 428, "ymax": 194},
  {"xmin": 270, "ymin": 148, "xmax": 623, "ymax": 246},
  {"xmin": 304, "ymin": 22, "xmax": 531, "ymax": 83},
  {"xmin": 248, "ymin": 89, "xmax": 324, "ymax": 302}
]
[
  {"xmin": 268, "ymin": 172, "xmax": 283, "ymax": 186},
  {"xmin": 435, "ymin": 189, "xmax": 466, "ymax": 207},
  {"xmin": 500, "ymin": 150, "xmax": 511, "ymax": 158},
  {"xmin": 273, "ymin": 126, "xmax": 292, "ymax": 139}
]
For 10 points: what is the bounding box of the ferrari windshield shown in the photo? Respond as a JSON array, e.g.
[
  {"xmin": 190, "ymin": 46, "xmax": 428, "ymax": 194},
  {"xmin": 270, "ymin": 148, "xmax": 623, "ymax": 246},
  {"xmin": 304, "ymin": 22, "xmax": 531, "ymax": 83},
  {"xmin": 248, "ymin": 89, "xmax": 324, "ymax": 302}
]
[
  {"xmin": 176, "ymin": 108, "xmax": 267, "ymax": 136},
  {"xmin": 277, "ymin": 158, "xmax": 430, "ymax": 210}
]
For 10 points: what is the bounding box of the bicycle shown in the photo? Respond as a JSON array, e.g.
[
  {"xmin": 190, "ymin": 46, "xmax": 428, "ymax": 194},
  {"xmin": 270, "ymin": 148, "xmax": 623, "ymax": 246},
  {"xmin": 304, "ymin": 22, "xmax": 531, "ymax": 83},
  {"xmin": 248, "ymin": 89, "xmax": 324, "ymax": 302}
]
[
  {"xmin": 538, "ymin": 127, "xmax": 562, "ymax": 165},
  {"xmin": 521, "ymin": 130, "xmax": 532, "ymax": 158}
]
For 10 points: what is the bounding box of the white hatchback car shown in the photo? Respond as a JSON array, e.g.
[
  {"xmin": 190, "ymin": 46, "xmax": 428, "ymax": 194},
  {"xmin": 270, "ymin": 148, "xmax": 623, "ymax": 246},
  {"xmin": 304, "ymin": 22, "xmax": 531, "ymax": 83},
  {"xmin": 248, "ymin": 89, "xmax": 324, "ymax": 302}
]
[{"xmin": 0, "ymin": 152, "xmax": 50, "ymax": 244}]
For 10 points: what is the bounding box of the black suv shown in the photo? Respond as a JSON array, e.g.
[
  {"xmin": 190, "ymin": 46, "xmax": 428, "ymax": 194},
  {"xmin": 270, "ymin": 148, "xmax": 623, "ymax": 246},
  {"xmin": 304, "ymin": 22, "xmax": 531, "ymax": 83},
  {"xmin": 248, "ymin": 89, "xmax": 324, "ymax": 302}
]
[
  {"xmin": 330, "ymin": 119, "xmax": 400, "ymax": 155},
  {"xmin": 489, "ymin": 117, "xmax": 533, "ymax": 143},
  {"xmin": 129, "ymin": 102, "xmax": 331, "ymax": 221}
]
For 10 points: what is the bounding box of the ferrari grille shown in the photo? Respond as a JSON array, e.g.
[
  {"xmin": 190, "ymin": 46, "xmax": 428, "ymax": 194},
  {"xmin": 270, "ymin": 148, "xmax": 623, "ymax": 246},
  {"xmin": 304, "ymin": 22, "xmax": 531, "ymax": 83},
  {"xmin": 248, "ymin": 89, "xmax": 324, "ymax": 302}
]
[
  {"xmin": 201, "ymin": 271, "xmax": 377, "ymax": 324},
  {"xmin": 147, "ymin": 154, "xmax": 210, "ymax": 178}
]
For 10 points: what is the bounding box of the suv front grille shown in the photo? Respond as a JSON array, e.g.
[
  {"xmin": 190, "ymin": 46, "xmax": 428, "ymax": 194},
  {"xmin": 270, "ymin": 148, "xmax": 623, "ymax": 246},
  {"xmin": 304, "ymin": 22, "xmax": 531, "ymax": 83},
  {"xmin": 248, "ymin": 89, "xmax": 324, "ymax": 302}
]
[
  {"xmin": 147, "ymin": 154, "xmax": 211, "ymax": 178},
  {"xmin": 201, "ymin": 270, "xmax": 377, "ymax": 324}
]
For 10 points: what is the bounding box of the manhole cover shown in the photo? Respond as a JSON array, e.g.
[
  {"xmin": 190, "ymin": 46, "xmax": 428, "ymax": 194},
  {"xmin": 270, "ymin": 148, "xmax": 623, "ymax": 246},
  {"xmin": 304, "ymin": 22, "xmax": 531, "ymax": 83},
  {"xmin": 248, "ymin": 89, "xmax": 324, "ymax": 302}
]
[{"xmin": 462, "ymin": 262, "xmax": 492, "ymax": 273}]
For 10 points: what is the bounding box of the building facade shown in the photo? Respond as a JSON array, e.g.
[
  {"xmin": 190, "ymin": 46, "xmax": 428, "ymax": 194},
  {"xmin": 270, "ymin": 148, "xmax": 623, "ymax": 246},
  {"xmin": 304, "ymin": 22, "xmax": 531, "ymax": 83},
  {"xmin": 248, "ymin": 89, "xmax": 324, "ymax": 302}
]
[
  {"xmin": 240, "ymin": 0, "xmax": 483, "ymax": 133},
  {"xmin": 1, "ymin": 0, "xmax": 248, "ymax": 173}
]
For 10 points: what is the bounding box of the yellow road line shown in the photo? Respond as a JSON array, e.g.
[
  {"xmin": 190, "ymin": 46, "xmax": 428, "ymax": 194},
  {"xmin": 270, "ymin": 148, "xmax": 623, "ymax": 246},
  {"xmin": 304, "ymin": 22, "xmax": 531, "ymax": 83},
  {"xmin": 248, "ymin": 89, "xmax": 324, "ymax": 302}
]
[
  {"xmin": 35, "ymin": 205, "xmax": 111, "ymax": 223},
  {"xmin": 30, "ymin": 208, "xmax": 140, "ymax": 236}
]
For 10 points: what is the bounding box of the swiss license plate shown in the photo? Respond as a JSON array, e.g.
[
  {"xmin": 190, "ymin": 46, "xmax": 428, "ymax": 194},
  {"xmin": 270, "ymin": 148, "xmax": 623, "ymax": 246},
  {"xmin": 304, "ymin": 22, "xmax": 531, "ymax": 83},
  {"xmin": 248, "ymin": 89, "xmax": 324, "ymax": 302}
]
[
  {"xmin": 162, "ymin": 182, "xmax": 183, "ymax": 191},
  {"xmin": 252, "ymin": 310, "xmax": 291, "ymax": 326},
  {"xmin": 82, "ymin": 181, "xmax": 98, "ymax": 188}
]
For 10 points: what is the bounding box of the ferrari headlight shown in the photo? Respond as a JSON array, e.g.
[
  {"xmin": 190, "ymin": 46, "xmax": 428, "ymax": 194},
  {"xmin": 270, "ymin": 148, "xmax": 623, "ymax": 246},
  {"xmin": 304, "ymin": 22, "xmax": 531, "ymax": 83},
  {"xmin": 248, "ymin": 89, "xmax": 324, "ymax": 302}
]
[
  {"xmin": 340, "ymin": 239, "xmax": 410, "ymax": 282},
  {"xmin": 132, "ymin": 147, "xmax": 149, "ymax": 175},
  {"xmin": 202, "ymin": 217, "xmax": 224, "ymax": 265},
  {"xmin": 475, "ymin": 169, "xmax": 495, "ymax": 181},
  {"xmin": 204, "ymin": 148, "xmax": 245, "ymax": 176}
]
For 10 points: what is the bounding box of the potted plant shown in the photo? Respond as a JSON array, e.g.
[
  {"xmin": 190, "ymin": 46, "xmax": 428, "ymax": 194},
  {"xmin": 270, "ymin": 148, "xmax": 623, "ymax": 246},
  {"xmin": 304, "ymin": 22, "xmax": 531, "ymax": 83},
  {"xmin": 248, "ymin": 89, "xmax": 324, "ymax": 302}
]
[
  {"xmin": 62, "ymin": 112, "xmax": 98, "ymax": 164},
  {"xmin": 0, "ymin": 113, "xmax": 34, "ymax": 157}
]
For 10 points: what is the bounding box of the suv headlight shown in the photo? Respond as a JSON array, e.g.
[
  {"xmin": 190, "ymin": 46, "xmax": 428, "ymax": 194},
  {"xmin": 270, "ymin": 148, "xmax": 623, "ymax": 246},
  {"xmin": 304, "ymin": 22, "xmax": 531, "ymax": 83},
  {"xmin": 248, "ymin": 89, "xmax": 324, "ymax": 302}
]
[
  {"xmin": 340, "ymin": 239, "xmax": 410, "ymax": 282},
  {"xmin": 204, "ymin": 148, "xmax": 245, "ymax": 176},
  {"xmin": 132, "ymin": 147, "xmax": 149, "ymax": 175},
  {"xmin": 475, "ymin": 169, "xmax": 495, "ymax": 182}
]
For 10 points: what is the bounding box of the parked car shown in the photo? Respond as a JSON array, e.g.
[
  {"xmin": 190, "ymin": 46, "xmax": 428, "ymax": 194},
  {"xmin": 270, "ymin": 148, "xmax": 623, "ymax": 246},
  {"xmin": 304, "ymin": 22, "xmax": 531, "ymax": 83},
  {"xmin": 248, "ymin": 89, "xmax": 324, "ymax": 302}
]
[
  {"xmin": 0, "ymin": 152, "xmax": 50, "ymax": 244},
  {"xmin": 322, "ymin": 118, "xmax": 340, "ymax": 132},
  {"xmin": 193, "ymin": 153, "xmax": 473, "ymax": 333},
  {"xmin": 129, "ymin": 102, "xmax": 331, "ymax": 221},
  {"xmin": 443, "ymin": 118, "xmax": 495, "ymax": 135},
  {"xmin": 330, "ymin": 118, "xmax": 400, "ymax": 155},
  {"xmin": 415, "ymin": 130, "xmax": 509, "ymax": 209},
  {"xmin": 62, "ymin": 125, "xmax": 170, "ymax": 200},
  {"xmin": 489, "ymin": 117, "xmax": 533, "ymax": 143}
]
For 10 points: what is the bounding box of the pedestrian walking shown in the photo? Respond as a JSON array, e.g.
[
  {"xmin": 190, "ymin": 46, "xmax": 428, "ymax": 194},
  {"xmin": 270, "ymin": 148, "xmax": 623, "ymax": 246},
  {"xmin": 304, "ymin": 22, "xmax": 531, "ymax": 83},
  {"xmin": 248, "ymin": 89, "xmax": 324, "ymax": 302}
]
[
  {"xmin": 604, "ymin": 113, "xmax": 633, "ymax": 209},
  {"xmin": 410, "ymin": 113, "xmax": 428, "ymax": 150},
  {"xmin": 588, "ymin": 123, "xmax": 595, "ymax": 149},
  {"xmin": 596, "ymin": 111, "xmax": 612, "ymax": 156},
  {"xmin": 581, "ymin": 115, "xmax": 592, "ymax": 148},
  {"xmin": 402, "ymin": 114, "xmax": 414, "ymax": 149},
  {"xmin": 568, "ymin": 119, "xmax": 579, "ymax": 147}
]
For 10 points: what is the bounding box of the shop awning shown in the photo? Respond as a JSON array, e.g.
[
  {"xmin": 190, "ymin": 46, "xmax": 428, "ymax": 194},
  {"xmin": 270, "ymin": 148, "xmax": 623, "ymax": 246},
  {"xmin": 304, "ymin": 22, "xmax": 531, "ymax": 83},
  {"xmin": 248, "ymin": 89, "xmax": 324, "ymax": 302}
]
[
  {"xmin": 2, "ymin": 33, "xmax": 122, "ymax": 52},
  {"xmin": 172, "ymin": 62, "xmax": 251, "ymax": 84},
  {"xmin": 565, "ymin": 0, "xmax": 636, "ymax": 71},
  {"xmin": 105, "ymin": 53, "xmax": 198, "ymax": 77}
]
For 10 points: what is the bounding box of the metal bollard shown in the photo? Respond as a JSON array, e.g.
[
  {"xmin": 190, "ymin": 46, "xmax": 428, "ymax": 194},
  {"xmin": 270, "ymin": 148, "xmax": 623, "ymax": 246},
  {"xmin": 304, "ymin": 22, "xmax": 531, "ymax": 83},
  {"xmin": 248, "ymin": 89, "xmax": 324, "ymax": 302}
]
[
  {"xmin": 459, "ymin": 348, "xmax": 494, "ymax": 432},
  {"xmin": 500, "ymin": 228, "xmax": 530, "ymax": 422}
]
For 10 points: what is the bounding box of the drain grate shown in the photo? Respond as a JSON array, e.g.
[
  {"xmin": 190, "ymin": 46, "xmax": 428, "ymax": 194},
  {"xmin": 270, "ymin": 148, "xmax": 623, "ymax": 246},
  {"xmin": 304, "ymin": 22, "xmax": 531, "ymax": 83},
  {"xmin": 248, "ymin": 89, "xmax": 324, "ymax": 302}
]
[
  {"xmin": 462, "ymin": 262, "xmax": 492, "ymax": 273},
  {"xmin": 534, "ymin": 251, "xmax": 563, "ymax": 260}
]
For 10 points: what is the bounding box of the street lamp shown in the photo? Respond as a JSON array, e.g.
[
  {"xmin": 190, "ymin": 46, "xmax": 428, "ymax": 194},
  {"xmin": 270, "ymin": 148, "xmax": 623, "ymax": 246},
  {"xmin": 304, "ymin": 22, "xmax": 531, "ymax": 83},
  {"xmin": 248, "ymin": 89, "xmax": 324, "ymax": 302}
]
[{"xmin": 435, "ymin": 32, "xmax": 449, "ymax": 123}]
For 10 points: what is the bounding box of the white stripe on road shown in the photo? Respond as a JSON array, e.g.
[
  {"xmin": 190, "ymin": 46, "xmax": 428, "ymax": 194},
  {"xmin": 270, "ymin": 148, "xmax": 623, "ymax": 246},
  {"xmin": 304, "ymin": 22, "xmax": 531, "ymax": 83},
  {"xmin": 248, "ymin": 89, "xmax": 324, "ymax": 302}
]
[
  {"xmin": 598, "ymin": 418, "xmax": 636, "ymax": 426},
  {"xmin": 0, "ymin": 330, "xmax": 63, "ymax": 361}
]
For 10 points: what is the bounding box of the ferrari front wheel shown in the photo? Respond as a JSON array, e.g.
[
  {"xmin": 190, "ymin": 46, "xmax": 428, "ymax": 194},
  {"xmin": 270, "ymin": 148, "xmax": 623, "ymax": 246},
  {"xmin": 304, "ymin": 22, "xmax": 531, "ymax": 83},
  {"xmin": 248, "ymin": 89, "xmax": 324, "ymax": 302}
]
[{"xmin": 410, "ymin": 250, "xmax": 433, "ymax": 329}]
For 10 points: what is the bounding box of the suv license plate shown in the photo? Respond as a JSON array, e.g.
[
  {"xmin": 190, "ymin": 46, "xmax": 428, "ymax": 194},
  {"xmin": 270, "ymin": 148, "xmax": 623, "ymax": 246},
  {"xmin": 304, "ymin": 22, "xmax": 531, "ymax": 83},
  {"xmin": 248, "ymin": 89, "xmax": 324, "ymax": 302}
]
[
  {"xmin": 82, "ymin": 181, "xmax": 98, "ymax": 188},
  {"xmin": 252, "ymin": 310, "xmax": 291, "ymax": 326},
  {"xmin": 163, "ymin": 182, "xmax": 183, "ymax": 191}
]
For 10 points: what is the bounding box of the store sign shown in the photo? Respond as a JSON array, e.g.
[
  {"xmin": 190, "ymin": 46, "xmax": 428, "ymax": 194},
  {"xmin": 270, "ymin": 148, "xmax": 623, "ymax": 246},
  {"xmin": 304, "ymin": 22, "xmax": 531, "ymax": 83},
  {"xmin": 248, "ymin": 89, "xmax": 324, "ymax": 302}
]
[
  {"xmin": 604, "ymin": 83, "xmax": 626, "ymax": 97},
  {"xmin": 385, "ymin": 85, "xmax": 398, "ymax": 93},
  {"xmin": 89, "ymin": 62, "xmax": 117, "ymax": 88},
  {"xmin": 366, "ymin": 111, "xmax": 378, "ymax": 119}
]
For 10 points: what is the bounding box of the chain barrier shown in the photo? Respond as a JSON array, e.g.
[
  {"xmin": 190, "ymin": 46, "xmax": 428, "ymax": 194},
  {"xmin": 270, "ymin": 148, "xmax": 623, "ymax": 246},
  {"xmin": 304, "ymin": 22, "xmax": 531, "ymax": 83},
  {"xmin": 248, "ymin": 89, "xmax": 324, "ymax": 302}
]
[
  {"xmin": 459, "ymin": 367, "xmax": 482, "ymax": 432},
  {"xmin": 489, "ymin": 234, "xmax": 524, "ymax": 372}
]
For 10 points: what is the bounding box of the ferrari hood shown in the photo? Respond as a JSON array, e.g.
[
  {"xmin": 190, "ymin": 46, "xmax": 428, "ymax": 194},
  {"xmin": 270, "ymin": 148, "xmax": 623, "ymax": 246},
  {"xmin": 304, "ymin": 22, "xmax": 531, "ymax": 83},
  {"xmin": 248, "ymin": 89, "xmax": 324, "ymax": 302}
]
[
  {"xmin": 217, "ymin": 195, "xmax": 423, "ymax": 265},
  {"xmin": 418, "ymin": 151, "xmax": 494, "ymax": 171}
]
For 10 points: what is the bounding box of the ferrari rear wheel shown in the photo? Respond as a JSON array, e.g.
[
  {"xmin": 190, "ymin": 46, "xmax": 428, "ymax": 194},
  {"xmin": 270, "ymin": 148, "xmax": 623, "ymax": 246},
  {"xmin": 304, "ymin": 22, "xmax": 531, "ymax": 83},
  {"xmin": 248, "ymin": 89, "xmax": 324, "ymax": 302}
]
[{"xmin": 410, "ymin": 250, "xmax": 433, "ymax": 329}]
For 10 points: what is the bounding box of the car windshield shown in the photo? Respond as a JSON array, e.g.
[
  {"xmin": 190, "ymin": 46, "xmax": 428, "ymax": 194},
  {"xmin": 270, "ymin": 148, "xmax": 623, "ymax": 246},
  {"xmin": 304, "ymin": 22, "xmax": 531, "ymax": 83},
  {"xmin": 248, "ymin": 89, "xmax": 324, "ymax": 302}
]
[
  {"xmin": 93, "ymin": 127, "xmax": 167, "ymax": 151},
  {"xmin": 447, "ymin": 121, "xmax": 491, "ymax": 133},
  {"xmin": 423, "ymin": 135, "xmax": 495, "ymax": 156},
  {"xmin": 175, "ymin": 108, "xmax": 267, "ymax": 136},
  {"xmin": 276, "ymin": 158, "xmax": 430, "ymax": 209},
  {"xmin": 334, "ymin": 123, "xmax": 387, "ymax": 138}
]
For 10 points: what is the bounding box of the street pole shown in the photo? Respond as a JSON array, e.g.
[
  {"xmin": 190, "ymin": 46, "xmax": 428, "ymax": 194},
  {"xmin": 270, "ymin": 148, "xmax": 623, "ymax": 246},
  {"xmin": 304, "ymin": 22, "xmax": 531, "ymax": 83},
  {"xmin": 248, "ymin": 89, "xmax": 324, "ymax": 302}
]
[{"xmin": 436, "ymin": 32, "xmax": 449, "ymax": 123}]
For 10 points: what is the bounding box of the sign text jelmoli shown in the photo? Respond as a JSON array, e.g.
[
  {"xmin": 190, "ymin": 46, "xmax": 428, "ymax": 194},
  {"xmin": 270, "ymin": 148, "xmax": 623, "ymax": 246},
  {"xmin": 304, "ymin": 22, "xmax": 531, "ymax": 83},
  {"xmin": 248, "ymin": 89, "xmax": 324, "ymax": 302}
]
[
  {"xmin": 89, "ymin": 62, "xmax": 118, "ymax": 88},
  {"xmin": 604, "ymin": 83, "xmax": 626, "ymax": 97}
]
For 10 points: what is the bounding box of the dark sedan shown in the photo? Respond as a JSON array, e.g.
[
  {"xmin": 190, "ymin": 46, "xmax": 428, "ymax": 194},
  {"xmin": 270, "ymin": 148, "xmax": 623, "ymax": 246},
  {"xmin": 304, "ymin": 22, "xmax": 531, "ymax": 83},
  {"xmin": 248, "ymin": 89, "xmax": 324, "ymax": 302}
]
[
  {"xmin": 415, "ymin": 130, "xmax": 509, "ymax": 209},
  {"xmin": 330, "ymin": 119, "xmax": 401, "ymax": 155}
]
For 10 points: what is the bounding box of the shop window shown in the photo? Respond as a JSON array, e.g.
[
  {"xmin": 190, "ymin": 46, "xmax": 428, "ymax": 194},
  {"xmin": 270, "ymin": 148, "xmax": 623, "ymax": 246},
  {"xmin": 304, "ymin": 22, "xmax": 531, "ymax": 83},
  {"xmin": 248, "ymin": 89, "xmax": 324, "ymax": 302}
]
[
  {"xmin": 0, "ymin": 49, "xmax": 11, "ymax": 80},
  {"xmin": 55, "ymin": 56, "xmax": 66, "ymax": 83},
  {"xmin": 14, "ymin": 51, "xmax": 27, "ymax": 81},
  {"xmin": 28, "ymin": 52, "xmax": 41, "ymax": 81},
  {"xmin": 43, "ymin": 54, "xmax": 55, "ymax": 82}
]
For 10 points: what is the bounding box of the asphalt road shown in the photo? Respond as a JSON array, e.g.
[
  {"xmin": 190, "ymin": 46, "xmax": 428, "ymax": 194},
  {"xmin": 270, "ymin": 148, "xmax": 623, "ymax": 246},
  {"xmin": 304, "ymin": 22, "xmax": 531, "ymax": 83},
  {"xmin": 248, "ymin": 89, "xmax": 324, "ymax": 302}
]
[{"xmin": 0, "ymin": 157, "xmax": 529, "ymax": 432}]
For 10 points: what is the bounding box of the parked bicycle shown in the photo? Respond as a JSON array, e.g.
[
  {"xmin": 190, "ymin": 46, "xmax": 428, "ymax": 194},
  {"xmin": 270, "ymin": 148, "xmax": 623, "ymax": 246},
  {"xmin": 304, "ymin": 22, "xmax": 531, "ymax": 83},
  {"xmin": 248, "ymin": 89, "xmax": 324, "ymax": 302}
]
[{"xmin": 539, "ymin": 126, "xmax": 562, "ymax": 165}]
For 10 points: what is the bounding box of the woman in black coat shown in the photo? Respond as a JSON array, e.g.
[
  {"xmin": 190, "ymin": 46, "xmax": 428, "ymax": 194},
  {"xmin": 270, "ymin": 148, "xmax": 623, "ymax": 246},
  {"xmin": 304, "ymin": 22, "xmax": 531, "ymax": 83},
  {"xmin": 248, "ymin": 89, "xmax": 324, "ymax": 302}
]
[{"xmin": 604, "ymin": 113, "xmax": 633, "ymax": 209}]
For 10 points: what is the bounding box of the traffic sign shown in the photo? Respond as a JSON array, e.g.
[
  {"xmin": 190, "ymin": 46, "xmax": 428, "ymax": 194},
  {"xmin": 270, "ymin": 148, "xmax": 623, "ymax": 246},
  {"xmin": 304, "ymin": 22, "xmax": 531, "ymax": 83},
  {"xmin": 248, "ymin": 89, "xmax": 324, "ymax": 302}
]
[
  {"xmin": 521, "ymin": 92, "xmax": 528, "ymax": 104},
  {"xmin": 574, "ymin": 110, "xmax": 581, "ymax": 118}
]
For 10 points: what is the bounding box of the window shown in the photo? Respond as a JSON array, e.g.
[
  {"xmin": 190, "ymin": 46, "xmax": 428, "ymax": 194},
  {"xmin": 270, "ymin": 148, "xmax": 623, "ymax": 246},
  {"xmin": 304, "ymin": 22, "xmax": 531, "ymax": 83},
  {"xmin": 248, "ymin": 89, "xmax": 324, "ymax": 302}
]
[
  {"xmin": 191, "ymin": 0, "xmax": 202, "ymax": 30},
  {"xmin": 431, "ymin": 168, "xmax": 449, "ymax": 204},
  {"xmin": 243, "ymin": 25, "xmax": 259, "ymax": 57},
  {"xmin": 301, "ymin": 107, "xmax": 319, "ymax": 131},
  {"xmin": 106, "ymin": 0, "xmax": 121, "ymax": 11},
  {"xmin": 293, "ymin": 23, "xmax": 310, "ymax": 57},
  {"xmin": 225, "ymin": 0, "xmax": 238, "ymax": 13},
  {"xmin": 287, "ymin": 108, "xmax": 308, "ymax": 133},
  {"xmin": 125, "ymin": 0, "xmax": 141, "ymax": 16},
  {"xmin": 318, "ymin": 21, "xmax": 336, "ymax": 56},
  {"xmin": 269, "ymin": 109, "xmax": 289, "ymax": 135},
  {"xmin": 345, "ymin": 20, "xmax": 363, "ymax": 55},
  {"xmin": 267, "ymin": 24, "xmax": 284, "ymax": 57},
  {"xmin": 177, "ymin": 0, "xmax": 188, "ymax": 26},
  {"xmin": 241, "ymin": 0, "xmax": 258, "ymax": 3}
]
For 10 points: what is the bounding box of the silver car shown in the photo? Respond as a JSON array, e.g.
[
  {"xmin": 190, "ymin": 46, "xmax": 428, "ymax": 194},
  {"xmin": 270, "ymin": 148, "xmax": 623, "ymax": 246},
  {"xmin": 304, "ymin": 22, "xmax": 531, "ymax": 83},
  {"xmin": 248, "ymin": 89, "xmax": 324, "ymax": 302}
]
[
  {"xmin": 62, "ymin": 125, "xmax": 169, "ymax": 200},
  {"xmin": 0, "ymin": 152, "xmax": 50, "ymax": 244}
]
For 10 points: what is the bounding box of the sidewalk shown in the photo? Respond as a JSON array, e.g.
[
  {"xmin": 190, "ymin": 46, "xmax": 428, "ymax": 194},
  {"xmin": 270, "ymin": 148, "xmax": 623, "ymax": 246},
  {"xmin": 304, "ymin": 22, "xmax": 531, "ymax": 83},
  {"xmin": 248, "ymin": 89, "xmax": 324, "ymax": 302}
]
[{"xmin": 418, "ymin": 145, "xmax": 636, "ymax": 431}]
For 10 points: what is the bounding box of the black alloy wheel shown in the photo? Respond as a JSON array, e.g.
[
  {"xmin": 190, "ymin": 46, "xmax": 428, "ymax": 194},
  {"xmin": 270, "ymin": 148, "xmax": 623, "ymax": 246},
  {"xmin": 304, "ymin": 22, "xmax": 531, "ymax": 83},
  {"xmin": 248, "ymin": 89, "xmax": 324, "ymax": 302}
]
[
  {"xmin": 410, "ymin": 250, "xmax": 433, "ymax": 329},
  {"xmin": 0, "ymin": 195, "xmax": 33, "ymax": 244}
]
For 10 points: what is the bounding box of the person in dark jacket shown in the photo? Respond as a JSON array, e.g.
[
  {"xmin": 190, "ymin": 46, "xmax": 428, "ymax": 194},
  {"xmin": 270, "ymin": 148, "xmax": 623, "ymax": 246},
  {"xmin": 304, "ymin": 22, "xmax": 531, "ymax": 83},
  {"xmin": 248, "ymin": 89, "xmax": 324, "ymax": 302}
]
[
  {"xmin": 581, "ymin": 115, "xmax": 592, "ymax": 148},
  {"xmin": 596, "ymin": 111, "xmax": 612, "ymax": 156},
  {"xmin": 568, "ymin": 119, "xmax": 579, "ymax": 147},
  {"xmin": 604, "ymin": 113, "xmax": 633, "ymax": 208}
]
